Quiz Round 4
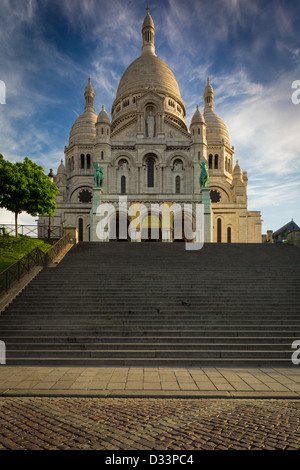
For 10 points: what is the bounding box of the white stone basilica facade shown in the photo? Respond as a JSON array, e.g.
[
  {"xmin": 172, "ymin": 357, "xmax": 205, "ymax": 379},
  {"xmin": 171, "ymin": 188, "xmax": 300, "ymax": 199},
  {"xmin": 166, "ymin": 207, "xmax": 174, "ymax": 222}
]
[{"xmin": 40, "ymin": 9, "xmax": 262, "ymax": 243}]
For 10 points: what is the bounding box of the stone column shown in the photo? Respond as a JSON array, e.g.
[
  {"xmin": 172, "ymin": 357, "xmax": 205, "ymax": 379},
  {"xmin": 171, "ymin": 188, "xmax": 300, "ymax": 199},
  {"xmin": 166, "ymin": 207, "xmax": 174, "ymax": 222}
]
[
  {"xmin": 90, "ymin": 188, "xmax": 109, "ymax": 242},
  {"xmin": 199, "ymin": 188, "xmax": 212, "ymax": 243}
]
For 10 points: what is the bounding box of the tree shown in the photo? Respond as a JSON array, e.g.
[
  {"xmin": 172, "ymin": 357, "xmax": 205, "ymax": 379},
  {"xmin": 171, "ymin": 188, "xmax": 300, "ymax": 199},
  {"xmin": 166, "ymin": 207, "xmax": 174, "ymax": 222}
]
[{"xmin": 0, "ymin": 154, "xmax": 58, "ymax": 237}]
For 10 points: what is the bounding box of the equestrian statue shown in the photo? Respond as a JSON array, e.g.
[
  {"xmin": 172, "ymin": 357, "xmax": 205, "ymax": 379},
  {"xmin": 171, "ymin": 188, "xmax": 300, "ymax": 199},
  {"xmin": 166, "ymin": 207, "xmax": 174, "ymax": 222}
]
[{"xmin": 93, "ymin": 161, "xmax": 104, "ymax": 189}]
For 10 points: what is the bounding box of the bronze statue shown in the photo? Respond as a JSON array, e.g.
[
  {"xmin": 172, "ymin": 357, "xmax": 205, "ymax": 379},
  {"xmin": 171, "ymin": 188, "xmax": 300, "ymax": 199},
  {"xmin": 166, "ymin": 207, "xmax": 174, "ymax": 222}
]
[
  {"xmin": 199, "ymin": 161, "xmax": 209, "ymax": 190},
  {"xmin": 93, "ymin": 161, "xmax": 104, "ymax": 188}
]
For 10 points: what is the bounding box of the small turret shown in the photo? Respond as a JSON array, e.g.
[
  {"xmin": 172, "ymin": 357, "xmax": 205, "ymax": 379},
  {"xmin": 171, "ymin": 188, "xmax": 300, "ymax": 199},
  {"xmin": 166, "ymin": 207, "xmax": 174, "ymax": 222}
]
[
  {"xmin": 190, "ymin": 105, "xmax": 206, "ymax": 143},
  {"xmin": 97, "ymin": 104, "xmax": 110, "ymax": 125},
  {"xmin": 96, "ymin": 104, "xmax": 111, "ymax": 140}
]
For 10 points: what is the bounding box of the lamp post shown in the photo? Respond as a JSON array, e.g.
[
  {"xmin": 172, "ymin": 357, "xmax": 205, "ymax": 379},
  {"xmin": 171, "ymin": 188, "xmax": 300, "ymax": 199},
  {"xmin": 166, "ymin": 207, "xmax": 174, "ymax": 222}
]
[{"xmin": 48, "ymin": 169, "xmax": 55, "ymax": 239}]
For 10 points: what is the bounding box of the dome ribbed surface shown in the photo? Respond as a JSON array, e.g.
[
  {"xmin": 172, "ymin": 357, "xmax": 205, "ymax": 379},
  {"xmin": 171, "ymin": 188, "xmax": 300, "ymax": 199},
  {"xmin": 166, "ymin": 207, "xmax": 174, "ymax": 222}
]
[
  {"xmin": 204, "ymin": 110, "xmax": 230, "ymax": 144},
  {"xmin": 69, "ymin": 109, "xmax": 97, "ymax": 144},
  {"xmin": 115, "ymin": 54, "xmax": 182, "ymax": 102}
]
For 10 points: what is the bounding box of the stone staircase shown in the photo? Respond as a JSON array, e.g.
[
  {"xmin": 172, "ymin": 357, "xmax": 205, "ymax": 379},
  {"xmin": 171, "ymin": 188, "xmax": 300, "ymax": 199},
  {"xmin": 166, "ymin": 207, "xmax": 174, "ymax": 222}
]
[{"xmin": 1, "ymin": 242, "xmax": 300, "ymax": 367}]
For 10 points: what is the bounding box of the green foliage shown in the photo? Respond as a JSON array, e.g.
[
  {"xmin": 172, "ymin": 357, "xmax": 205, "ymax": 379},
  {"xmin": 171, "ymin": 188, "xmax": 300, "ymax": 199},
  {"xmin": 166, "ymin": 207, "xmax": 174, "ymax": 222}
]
[
  {"xmin": 0, "ymin": 235, "xmax": 52, "ymax": 272},
  {"xmin": 0, "ymin": 154, "xmax": 58, "ymax": 237},
  {"xmin": 0, "ymin": 154, "xmax": 58, "ymax": 216}
]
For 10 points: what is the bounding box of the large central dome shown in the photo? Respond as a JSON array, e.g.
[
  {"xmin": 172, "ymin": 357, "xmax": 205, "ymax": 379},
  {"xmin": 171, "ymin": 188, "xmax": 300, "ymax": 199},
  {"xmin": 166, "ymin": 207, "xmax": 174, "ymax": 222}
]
[
  {"xmin": 111, "ymin": 9, "xmax": 186, "ymax": 123},
  {"xmin": 115, "ymin": 54, "xmax": 182, "ymax": 103}
]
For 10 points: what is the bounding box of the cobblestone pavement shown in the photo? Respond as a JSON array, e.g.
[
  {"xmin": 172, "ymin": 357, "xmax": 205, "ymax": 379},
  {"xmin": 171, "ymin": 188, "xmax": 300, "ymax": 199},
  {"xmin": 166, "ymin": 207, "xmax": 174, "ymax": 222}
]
[{"xmin": 0, "ymin": 397, "xmax": 300, "ymax": 450}]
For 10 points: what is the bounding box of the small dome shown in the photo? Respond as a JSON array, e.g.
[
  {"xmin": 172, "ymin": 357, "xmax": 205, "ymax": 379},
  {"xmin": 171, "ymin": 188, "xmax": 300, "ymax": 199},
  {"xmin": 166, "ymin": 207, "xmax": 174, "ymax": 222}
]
[
  {"xmin": 204, "ymin": 110, "xmax": 230, "ymax": 144},
  {"xmin": 97, "ymin": 104, "xmax": 110, "ymax": 124},
  {"xmin": 69, "ymin": 109, "xmax": 97, "ymax": 144},
  {"xmin": 191, "ymin": 105, "xmax": 205, "ymax": 125},
  {"xmin": 48, "ymin": 169, "xmax": 55, "ymax": 179},
  {"xmin": 57, "ymin": 160, "xmax": 66, "ymax": 174},
  {"xmin": 69, "ymin": 78, "xmax": 97, "ymax": 144},
  {"xmin": 233, "ymin": 160, "xmax": 242, "ymax": 174}
]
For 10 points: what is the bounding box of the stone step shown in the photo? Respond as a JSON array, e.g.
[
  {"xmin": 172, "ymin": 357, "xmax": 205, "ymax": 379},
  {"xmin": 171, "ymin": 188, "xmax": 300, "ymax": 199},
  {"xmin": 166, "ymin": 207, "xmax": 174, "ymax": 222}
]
[
  {"xmin": 5, "ymin": 304, "xmax": 299, "ymax": 311},
  {"xmin": 1, "ymin": 311, "xmax": 300, "ymax": 326},
  {"xmin": 0, "ymin": 335, "xmax": 295, "ymax": 344},
  {"xmin": 5, "ymin": 342, "xmax": 293, "ymax": 351},
  {"xmin": 5, "ymin": 349, "xmax": 294, "ymax": 359},
  {"xmin": 10, "ymin": 297, "xmax": 299, "ymax": 303},
  {"xmin": 3, "ymin": 357, "xmax": 293, "ymax": 368},
  {"xmin": 1, "ymin": 323, "xmax": 300, "ymax": 331},
  {"xmin": 1, "ymin": 241, "xmax": 299, "ymax": 367},
  {"xmin": 0, "ymin": 329, "xmax": 299, "ymax": 337},
  {"xmin": 1, "ymin": 322, "xmax": 300, "ymax": 330}
]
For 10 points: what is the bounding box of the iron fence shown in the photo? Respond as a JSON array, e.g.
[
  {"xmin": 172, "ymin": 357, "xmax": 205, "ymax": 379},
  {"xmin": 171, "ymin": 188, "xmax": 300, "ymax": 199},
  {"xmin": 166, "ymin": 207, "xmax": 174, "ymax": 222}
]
[
  {"xmin": 0, "ymin": 224, "xmax": 63, "ymax": 239},
  {"xmin": 0, "ymin": 233, "xmax": 72, "ymax": 295}
]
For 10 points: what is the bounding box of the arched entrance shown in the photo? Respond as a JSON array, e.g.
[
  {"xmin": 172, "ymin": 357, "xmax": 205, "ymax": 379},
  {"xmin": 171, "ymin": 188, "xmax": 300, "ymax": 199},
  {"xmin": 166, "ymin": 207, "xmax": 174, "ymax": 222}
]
[
  {"xmin": 109, "ymin": 212, "xmax": 129, "ymax": 241},
  {"xmin": 217, "ymin": 218, "xmax": 222, "ymax": 243},
  {"xmin": 141, "ymin": 213, "xmax": 162, "ymax": 241},
  {"xmin": 78, "ymin": 218, "xmax": 83, "ymax": 242},
  {"xmin": 173, "ymin": 213, "xmax": 195, "ymax": 242}
]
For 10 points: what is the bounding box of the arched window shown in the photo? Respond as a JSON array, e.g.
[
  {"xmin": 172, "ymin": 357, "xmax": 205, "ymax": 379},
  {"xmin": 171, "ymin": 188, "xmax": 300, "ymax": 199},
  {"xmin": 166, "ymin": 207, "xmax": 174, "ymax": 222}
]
[
  {"xmin": 86, "ymin": 154, "xmax": 91, "ymax": 169},
  {"xmin": 209, "ymin": 154, "xmax": 213, "ymax": 169},
  {"xmin": 67, "ymin": 158, "xmax": 71, "ymax": 172},
  {"xmin": 198, "ymin": 128, "xmax": 200, "ymax": 135},
  {"xmin": 176, "ymin": 175, "xmax": 180, "ymax": 194},
  {"xmin": 214, "ymin": 154, "xmax": 219, "ymax": 169},
  {"xmin": 147, "ymin": 158, "xmax": 155, "ymax": 188},
  {"xmin": 81, "ymin": 154, "xmax": 85, "ymax": 169},
  {"xmin": 217, "ymin": 218, "xmax": 222, "ymax": 243},
  {"xmin": 71, "ymin": 156, "xmax": 74, "ymax": 171},
  {"xmin": 78, "ymin": 218, "xmax": 83, "ymax": 242},
  {"xmin": 121, "ymin": 175, "xmax": 126, "ymax": 194},
  {"xmin": 101, "ymin": 151, "xmax": 104, "ymax": 160},
  {"xmin": 227, "ymin": 227, "xmax": 232, "ymax": 243}
]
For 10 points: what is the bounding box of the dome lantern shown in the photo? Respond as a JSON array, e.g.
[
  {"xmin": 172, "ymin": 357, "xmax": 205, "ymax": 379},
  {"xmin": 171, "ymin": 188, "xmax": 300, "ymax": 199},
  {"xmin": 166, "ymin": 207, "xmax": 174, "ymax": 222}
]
[
  {"xmin": 203, "ymin": 77, "xmax": 214, "ymax": 112},
  {"xmin": 84, "ymin": 77, "xmax": 95, "ymax": 110},
  {"xmin": 141, "ymin": 6, "xmax": 156, "ymax": 56}
]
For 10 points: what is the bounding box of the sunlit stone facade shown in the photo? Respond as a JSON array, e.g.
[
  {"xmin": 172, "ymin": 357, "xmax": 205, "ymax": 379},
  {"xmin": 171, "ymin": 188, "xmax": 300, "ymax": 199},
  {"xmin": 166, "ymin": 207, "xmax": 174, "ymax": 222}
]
[{"xmin": 39, "ymin": 9, "xmax": 262, "ymax": 243}]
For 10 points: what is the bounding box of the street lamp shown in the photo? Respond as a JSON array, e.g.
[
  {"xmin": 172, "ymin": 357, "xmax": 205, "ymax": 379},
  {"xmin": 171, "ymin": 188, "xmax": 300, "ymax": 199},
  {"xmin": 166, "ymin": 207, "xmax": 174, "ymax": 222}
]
[{"xmin": 47, "ymin": 169, "xmax": 55, "ymax": 238}]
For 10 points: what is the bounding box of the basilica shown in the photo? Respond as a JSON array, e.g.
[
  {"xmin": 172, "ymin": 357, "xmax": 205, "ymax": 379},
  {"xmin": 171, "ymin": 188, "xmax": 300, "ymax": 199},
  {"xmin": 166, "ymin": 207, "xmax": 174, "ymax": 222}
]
[{"xmin": 39, "ymin": 9, "xmax": 262, "ymax": 243}]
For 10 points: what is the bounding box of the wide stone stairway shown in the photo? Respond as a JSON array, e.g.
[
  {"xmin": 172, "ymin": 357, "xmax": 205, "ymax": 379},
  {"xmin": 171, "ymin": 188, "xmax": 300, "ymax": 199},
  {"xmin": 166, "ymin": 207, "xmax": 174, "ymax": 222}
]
[{"xmin": 1, "ymin": 242, "xmax": 300, "ymax": 367}]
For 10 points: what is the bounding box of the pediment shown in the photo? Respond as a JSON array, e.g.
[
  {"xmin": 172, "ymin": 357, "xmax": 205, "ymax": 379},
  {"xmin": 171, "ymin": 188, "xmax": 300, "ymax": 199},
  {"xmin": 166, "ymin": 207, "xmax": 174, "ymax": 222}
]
[{"xmin": 136, "ymin": 90, "xmax": 165, "ymax": 112}]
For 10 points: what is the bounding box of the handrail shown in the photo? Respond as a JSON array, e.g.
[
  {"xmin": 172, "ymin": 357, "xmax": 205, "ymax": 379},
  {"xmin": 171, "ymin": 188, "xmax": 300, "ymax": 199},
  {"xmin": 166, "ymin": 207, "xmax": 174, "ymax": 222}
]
[
  {"xmin": 42, "ymin": 233, "xmax": 72, "ymax": 266},
  {"xmin": 0, "ymin": 233, "xmax": 72, "ymax": 294}
]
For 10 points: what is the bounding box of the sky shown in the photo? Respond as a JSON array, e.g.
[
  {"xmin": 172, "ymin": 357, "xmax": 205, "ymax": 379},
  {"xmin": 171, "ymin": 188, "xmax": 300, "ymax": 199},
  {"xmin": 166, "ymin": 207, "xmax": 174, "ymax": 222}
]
[{"xmin": 0, "ymin": 0, "xmax": 299, "ymax": 234}]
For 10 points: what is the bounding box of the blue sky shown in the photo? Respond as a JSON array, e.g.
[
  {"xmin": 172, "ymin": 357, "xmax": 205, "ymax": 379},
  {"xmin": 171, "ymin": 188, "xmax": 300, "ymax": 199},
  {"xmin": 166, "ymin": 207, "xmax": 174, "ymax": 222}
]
[{"xmin": 0, "ymin": 0, "xmax": 299, "ymax": 234}]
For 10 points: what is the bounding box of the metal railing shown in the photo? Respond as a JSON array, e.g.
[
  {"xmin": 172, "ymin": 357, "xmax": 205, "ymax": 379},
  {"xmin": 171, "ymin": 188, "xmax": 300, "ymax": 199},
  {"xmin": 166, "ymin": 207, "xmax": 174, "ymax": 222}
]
[
  {"xmin": 0, "ymin": 224, "xmax": 63, "ymax": 239},
  {"xmin": 42, "ymin": 233, "xmax": 72, "ymax": 266},
  {"xmin": 0, "ymin": 233, "xmax": 72, "ymax": 295}
]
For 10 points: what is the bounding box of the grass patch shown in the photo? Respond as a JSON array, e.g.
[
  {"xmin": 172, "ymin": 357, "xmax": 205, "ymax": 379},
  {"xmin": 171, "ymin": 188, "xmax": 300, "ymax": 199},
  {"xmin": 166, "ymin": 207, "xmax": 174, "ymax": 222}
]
[{"xmin": 0, "ymin": 235, "xmax": 52, "ymax": 272}]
